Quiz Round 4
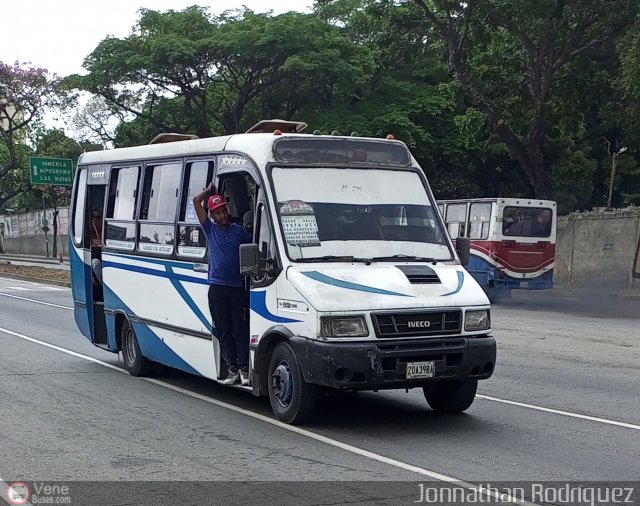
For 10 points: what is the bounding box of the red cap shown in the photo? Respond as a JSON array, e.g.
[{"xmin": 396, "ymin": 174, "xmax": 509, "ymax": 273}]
[{"xmin": 207, "ymin": 194, "xmax": 227, "ymax": 211}]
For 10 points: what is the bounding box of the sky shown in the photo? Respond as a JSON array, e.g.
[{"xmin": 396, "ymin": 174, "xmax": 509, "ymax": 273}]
[{"xmin": 1, "ymin": 0, "xmax": 315, "ymax": 77}]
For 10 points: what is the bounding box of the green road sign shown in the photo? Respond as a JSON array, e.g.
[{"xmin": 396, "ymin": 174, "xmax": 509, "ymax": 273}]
[{"xmin": 30, "ymin": 157, "xmax": 74, "ymax": 186}]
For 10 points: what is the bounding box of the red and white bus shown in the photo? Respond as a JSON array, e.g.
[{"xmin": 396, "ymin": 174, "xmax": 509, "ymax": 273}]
[{"xmin": 437, "ymin": 198, "xmax": 557, "ymax": 302}]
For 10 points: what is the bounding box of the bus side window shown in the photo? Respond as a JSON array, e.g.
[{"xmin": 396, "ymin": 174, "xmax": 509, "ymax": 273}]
[
  {"xmin": 138, "ymin": 162, "xmax": 181, "ymax": 256},
  {"xmin": 105, "ymin": 166, "xmax": 140, "ymax": 251},
  {"xmin": 253, "ymin": 202, "xmax": 277, "ymax": 286},
  {"xmin": 469, "ymin": 203, "xmax": 491, "ymax": 239},
  {"xmin": 445, "ymin": 203, "xmax": 468, "ymax": 238},
  {"xmin": 256, "ymin": 203, "xmax": 275, "ymax": 261},
  {"xmin": 177, "ymin": 160, "xmax": 215, "ymax": 260}
]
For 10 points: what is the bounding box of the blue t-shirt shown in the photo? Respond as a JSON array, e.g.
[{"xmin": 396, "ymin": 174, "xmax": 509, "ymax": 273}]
[{"xmin": 201, "ymin": 219, "xmax": 252, "ymax": 287}]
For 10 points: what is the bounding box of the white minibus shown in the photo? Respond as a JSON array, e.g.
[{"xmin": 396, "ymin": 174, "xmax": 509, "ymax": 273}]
[{"xmin": 70, "ymin": 120, "xmax": 495, "ymax": 424}]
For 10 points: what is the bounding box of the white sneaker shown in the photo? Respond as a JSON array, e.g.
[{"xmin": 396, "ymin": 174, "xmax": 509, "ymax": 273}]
[
  {"xmin": 239, "ymin": 367, "xmax": 250, "ymax": 386},
  {"xmin": 222, "ymin": 367, "xmax": 240, "ymax": 385}
]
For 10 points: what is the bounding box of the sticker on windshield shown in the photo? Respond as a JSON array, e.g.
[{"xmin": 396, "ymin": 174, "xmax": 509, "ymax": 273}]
[{"xmin": 280, "ymin": 200, "xmax": 320, "ymax": 246}]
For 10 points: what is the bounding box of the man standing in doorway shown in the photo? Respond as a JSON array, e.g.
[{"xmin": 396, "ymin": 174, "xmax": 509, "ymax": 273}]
[{"xmin": 194, "ymin": 183, "xmax": 252, "ymax": 385}]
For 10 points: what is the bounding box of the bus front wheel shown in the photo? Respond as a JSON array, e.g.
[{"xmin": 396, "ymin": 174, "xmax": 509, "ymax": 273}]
[
  {"xmin": 423, "ymin": 379, "xmax": 477, "ymax": 413},
  {"xmin": 267, "ymin": 341, "xmax": 317, "ymax": 424},
  {"xmin": 121, "ymin": 320, "xmax": 153, "ymax": 377}
]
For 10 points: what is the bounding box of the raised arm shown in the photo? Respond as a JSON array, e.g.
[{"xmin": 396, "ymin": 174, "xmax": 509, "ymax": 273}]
[{"xmin": 193, "ymin": 182, "xmax": 216, "ymax": 225}]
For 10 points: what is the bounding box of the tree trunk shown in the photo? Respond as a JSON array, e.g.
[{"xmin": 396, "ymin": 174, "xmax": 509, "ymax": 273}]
[{"xmin": 52, "ymin": 208, "xmax": 59, "ymax": 258}]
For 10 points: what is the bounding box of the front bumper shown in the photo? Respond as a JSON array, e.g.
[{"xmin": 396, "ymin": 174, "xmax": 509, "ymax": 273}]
[{"xmin": 289, "ymin": 335, "xmax": 496, "ymax": 390}]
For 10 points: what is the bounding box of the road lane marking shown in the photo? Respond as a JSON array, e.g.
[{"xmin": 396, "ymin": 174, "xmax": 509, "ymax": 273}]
[
  {"xmin": 0, "ymin": 325, "xmax": 534, "ymax": 504},
  {"xmin": 477, "ymin": 394, "xmax": 640, "ymax": 431},
  {"xmin": 0, "ymin": 292, "xmax": 74, "ymax": 310}
]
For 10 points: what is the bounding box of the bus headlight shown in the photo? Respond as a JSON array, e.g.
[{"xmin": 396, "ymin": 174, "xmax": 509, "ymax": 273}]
[
  {"xmin": 465, "ymin": 310, "xmax": 490, "ymax": 331},
  {"xmin": 320, "ymin": 316, "xmax": 368, "ymax": 338}
]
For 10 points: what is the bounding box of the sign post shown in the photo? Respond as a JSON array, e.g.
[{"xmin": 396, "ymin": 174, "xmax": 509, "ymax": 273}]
[{"xmin": 29, "ymin": 157, "xmax": 74, "ymax": 186}]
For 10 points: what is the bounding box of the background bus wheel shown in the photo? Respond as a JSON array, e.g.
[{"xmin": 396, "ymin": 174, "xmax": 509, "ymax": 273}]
[
  {"xmin": 423, "ymin": 379, "xmax": 477, "ymax": 413},
  {"xmin": 268, "ymin": 341, "xmax": 317, "ymax": 424},
  {"xmin": 121, "ymin": 320, "xmax": 153, "ymax": 377}
]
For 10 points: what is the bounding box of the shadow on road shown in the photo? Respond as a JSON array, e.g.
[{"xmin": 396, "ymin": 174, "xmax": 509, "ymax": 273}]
[
  {"xmin": 496, "ymin": 285, "xmax": 640, "ymax": 319},
  {"xmin": 153, "ymin": 368, "xmax": 490, "ymax": 434}
]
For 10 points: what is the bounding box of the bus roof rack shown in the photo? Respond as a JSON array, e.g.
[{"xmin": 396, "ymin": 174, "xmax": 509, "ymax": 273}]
[
  {"xmin": 245, "ymin": 119, "xmax": 308, "ymax": 134},
  {"xmin": 148, "ymin": 133, "xmax": 199, "ymax": 144}
]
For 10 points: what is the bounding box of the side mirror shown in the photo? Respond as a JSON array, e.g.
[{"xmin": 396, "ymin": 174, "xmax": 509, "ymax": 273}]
[
  {"xmin": 239, "ymin": 243, "xmax": 259, "ymax": 276},
  {"xmin": 456, "ymin": 236, "xmax": 470, "ymax": 266}
]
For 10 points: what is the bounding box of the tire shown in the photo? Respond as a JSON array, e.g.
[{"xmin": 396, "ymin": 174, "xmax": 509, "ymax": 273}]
[
  {"xmin": 121, "ymin": 319, "xmax": 154, "ymax": 377},
  {"xmin": 423, "ymin": 379, "xmax": 478, "ymax": 413},
  {"xmin": 267, "ymin": 341, "xmax": 317, "ymax": 424}
]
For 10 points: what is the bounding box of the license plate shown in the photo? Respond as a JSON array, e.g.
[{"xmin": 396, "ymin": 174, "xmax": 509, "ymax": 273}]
[{"xmin": 406, "ymin": 361, "xmax": 435, "ymax": 379}]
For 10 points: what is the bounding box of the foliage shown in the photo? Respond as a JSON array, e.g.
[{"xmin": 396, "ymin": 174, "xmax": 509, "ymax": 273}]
[{"xmin": 408, "ymin": 0, "xmax": 639, "ymax": 200}]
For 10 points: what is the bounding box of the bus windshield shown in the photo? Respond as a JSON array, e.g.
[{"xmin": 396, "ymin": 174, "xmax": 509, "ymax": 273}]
[{"xmin": 271, "ymin": 167, "xmax": 451, "ymax": 261}]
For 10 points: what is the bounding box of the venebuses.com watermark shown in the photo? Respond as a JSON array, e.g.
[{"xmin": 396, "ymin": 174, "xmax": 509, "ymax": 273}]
[{"xmin": 5, "ymin": 482, "xmax": 71, "ymax": 505}]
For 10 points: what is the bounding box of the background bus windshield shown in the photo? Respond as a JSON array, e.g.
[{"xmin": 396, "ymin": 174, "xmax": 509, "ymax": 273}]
[{"xmin": 272, "ymin": 168, "xmax": 450, "ymax": 261}]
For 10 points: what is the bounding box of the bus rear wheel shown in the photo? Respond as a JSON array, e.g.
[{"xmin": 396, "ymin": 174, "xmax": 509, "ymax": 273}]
[
  {"xmin": 423, "ymin": 379, "xmax": 477, "ymax": 413},
  {"xmin": 121, "ymin": 320, "xmax": 153, "ymax": 377},
  {"xmin": 267, "ymin": 341, "xmax": 317, "ymax": 424}
]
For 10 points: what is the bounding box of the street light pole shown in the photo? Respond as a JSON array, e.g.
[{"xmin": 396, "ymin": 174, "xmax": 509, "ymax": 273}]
[{"xmin": 607, "ymin": 146, "xmax": 628, "ymax": 209}]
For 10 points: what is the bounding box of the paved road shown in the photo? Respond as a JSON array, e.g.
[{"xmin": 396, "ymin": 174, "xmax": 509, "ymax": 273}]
[{"xmin": 1, "ymin": 276, "xmax": 639, "ymax": 503}]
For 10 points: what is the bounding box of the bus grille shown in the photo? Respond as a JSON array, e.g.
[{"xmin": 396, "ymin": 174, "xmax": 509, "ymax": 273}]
[{"xmin": 372, "ymin": 310, "xmax": 462, "ymax": 338}]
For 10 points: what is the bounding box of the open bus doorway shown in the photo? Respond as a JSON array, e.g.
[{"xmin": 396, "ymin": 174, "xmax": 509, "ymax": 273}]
[{"xmin": 80, "ymin": 181, "xmax": 108, "ymax": 347}]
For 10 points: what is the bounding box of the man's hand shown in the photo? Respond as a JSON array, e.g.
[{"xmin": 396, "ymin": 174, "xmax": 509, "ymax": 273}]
[{"xmin": 206, "ymin": 182, "xmax": 216, "ymax": 196}]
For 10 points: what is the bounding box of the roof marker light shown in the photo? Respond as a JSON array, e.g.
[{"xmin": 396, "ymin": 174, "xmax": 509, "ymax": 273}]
[
  {"xmin": 386, "ymin": 134, "xmax": 395, "ymax": 140},
  {"xmin": 331, "ymin": 130, "xmax": 341, "ymax": 136},
  {"xmin": 351, "ymin": 131, "xmax": 359, "ymax": 136},
  {"xmin": 313, "ymin": 130, "xmax": 322, "ymax": 135},
  {"xmin": 274, "ymin": 129, "xmax": 282, "ymax": 135}
]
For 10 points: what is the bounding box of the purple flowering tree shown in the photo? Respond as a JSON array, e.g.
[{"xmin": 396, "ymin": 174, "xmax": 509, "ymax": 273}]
[{"xmin": 0, "ymin": 61, "xmax": 65, "ymax": 211}]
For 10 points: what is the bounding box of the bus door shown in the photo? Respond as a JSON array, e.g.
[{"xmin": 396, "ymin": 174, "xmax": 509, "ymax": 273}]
[
  {"xmin": 215, "ymin": 164, "xmax": 260, "ymax": 377},
  {"xmin": 71, "ymin": 165, "xmax": 108, "ymax": 347}
]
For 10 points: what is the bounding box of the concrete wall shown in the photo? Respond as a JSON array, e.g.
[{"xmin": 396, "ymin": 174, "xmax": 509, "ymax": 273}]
[
  {"xmin": 555, "ymin": 208, "xmax": 640, "ymax": 288},
  {"xmin": 0, "ymin": 208, "xmax": 69, "ymax": 257}
]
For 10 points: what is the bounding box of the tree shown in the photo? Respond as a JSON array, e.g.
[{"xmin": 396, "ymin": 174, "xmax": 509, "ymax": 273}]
[
  {"xmin": 411, "ymin": 0, "xmax": 638, "ymax": 199},
  {"xmin": 0, "ymin": 61, "xmax": 65, "ymax": 210},
  {"xmin": 71, "ymin": 96, "xmax": 120, "ymax": 148},
  {"xmin": 67, "ymin": 6, "xmax": 220, "ymax": 138},
  {"xmin": 69, "ymin": 7, "xmax": 373, "ymax": 143}
]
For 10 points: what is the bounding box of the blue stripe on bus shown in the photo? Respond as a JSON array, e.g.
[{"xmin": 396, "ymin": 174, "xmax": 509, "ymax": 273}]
[
  {"xmin": 166, "ymin": 265, "xmax": 214, "ymax": 334},
  {"xmin": 250, "ymin": 291, "xmax": 302, "ymax": 323},
  {"xmin": 301, "ymin": 271, "xmax": 412, "ymax": 297},
  {"xmin": 102, "ymin": 284, "xmax": 203, "ymax": 376},
  {"xmin": 441, "ymin": 271, "xmax": 465, "ymax": 297},
  {"xmin": 102, "ymin": 261, "xmax": 208, "ymax": 285}
]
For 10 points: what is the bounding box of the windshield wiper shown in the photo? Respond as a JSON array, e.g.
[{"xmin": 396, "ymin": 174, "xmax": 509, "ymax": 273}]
[
  {"xmin": 370, "ymin": 254, "xmax": 441, "ymax": 263},
  {"xmin": 302, "ymin": 255, "xmax": 372, "ymax": 264}
]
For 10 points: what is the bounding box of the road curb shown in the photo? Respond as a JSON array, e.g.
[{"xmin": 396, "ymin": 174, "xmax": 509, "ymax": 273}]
[{"xmin": 0, "ymin": 272, "xmax": 71, "ymax": 288}]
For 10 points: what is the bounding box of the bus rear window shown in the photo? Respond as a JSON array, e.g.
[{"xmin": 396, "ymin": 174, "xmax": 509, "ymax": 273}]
[
  {"xmin": 502, "ymin": 207, "xmax": 552, "ymax": 238},
  {"xmin": 274, "ymin": 138, "xmax": 411, "ymax": 166}
]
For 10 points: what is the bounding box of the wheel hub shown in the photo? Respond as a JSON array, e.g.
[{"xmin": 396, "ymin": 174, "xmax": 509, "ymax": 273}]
[
  {"xmin": 271, "ymin": 361, "xmax": 293, "ymax": 407},
  {"xmin": 125, "ymin": 328, "xmax": 136, "ymax": 363}
]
